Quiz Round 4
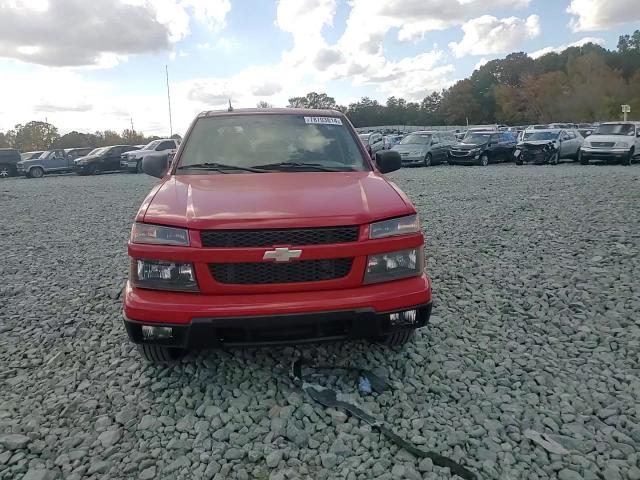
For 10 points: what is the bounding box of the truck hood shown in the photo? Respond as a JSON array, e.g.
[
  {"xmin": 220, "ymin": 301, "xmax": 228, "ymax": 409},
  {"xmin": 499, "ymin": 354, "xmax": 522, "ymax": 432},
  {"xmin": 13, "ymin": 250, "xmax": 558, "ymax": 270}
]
[{"xmin": 141, "ymin": 171, "xmax": 413, "ymax": 229}]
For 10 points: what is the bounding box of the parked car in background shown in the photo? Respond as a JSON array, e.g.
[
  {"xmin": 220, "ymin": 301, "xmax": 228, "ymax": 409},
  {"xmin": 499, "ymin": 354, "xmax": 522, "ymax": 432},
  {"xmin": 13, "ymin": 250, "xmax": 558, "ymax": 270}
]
[
  {"xmin": 358, "ymin": 132, "xmax": 385, "ymax": 158},
  {"xmin": 20, "ymin": 151, "xmax": 44, "ymax": 161},
  {"xmin": 17, "ymin": 149, "xmax": 77, "ymax": 178},
  {"xmin": 530, "ymin": 124, "xmax": 550, "ymax": 130},
  {"xmin": 65, "ymin": 147, "xmax": 94, "ymax": 162},
  {"xmin": 392, "ymin": 131, "xmax": 455, "ymax": 167},
  {"xmin": 383, "ymin": 134, "xmax": 404, "ymax": 150},
  {"xmin": 120, "ymin": 139, "xmax": 178, "ymax": 173},
  {"xmin": 514, "ymin": 129, "xmax": 583, "ymax": 165},
  {"xmin": 548, "ymin": 123, "xmax": 577, "ymax": 129},
  {"xmin": 580, "ymin": 122, "xmax": 640, "ymax": 165},
  {"xmin": 124, "ymin": 108, "xmax": 431, "ymax": 363},
  {"xmin": 74, "ymin": 145, "xmax": 140, "ymax": 175},
  {"xmin": 0, "ymin": 148, "xmax": 21, "ymax": 178},
  {"xmin": 578, "ymin": 128, "xmax": 594, "ymax": 138},
  {"xmin": 449, "ymin": 131, "xmax": 516, "ymax": 166}
]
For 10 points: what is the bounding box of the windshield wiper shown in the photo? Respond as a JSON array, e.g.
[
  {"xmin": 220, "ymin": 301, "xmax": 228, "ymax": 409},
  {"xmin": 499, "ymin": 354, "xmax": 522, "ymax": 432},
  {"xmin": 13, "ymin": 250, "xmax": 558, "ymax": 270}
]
[
  {"xmin": 251, "ymin": 161, "xmax": 351, "ymax": 172},
  {"xmin": 176, "ymin": 162, "xmax": 266, "ymax": 173}
]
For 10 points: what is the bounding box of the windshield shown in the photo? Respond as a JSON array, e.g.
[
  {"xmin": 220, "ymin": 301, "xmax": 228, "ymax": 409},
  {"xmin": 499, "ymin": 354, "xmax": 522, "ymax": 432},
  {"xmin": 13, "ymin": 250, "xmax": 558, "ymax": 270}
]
[
  {"xmin": 178, "ymin": 114, "xmax": 368, "ymax": 172},
  {"xmin": 523, "ymin": 131, "xmax": 560, "ymax": 141},
  {"xmin": 143, "ymin": 140, "xmax": 162, "ymax": 150},
  {"xmin": 594, "ymin": 124, "xmax": 635, "ymax": 136},
  {"xmin": 89, "ymin": 147, "xmax": 107, "ymax": 156},
  {"xmin": 462, "ymin": 133, "xmax": 491, "ymax": 144},
  {"xmin": 399, "ymin": 133, "xmax": 431, "ymax": 145}
]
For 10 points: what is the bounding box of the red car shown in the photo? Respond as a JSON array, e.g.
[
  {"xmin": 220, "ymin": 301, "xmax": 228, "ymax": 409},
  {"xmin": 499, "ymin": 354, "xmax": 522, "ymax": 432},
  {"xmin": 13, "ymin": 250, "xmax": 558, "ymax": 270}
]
[{"xmin": 123, "ymin": 108, "xmax": 432, "ymax": 363}]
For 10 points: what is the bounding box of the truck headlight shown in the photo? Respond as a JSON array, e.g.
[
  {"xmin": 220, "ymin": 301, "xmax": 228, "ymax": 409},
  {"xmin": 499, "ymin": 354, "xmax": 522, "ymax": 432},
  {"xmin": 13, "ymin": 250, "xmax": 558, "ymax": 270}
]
[
  {"xmin": 131, "ymin": 223, "xmax": 189, "ymax": 246},
  {"xmin": 370, "ymin": 214, "xmax": 420, "ymax": 239},
  {"xmin": 613, "ymin": 142, "xmax": 630, "ymax": 148},
  {"xmin": 364, "ymin": 248, "xmax": 424, "ymax": 284},
  {"xmin": 132, "ymin": 259, "xmax": 198, "ymax": 291}
]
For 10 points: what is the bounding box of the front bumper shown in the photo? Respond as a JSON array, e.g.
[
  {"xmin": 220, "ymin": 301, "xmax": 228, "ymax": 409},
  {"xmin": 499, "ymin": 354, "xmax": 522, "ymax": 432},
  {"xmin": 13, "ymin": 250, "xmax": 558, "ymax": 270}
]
[
  {"xmin": 448, "ymin": 153, "xmax": 480, "ymax": 164},
  {"xmin": 400, "ymin": 155, "xmax": 423, "ymax": 165},
  {"xmin": 122, "ymin": 274, "xmax": 432, "ymax": 347},
  {"xmin": 120, "ymin": 159, "xmax": 140, "ymax": 170},
  {"xmin": 580, "ymin": 148, "xmax": 630, "ymax": 161}
]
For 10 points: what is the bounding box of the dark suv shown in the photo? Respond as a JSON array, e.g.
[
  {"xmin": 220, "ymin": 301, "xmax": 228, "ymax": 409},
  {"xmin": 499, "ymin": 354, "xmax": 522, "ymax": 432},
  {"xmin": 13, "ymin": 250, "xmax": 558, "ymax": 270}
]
[
  {"xmin": 449, "ymin": 132, "xmax": 516, "ymax": 166},
  {"xmin": 0, "ymin": 148, "xmax": 20, "ymax": 178},
  {"xmin": 74, "ymin": 145, "xmax": 140, "ymax": 175}
]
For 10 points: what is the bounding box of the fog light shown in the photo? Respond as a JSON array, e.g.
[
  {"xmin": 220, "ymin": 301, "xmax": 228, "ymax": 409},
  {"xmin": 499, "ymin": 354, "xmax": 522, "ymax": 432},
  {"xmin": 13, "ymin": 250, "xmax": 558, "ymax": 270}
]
[
  {"xmin": 389, "ymin": 309, "xmax": 418, "ymax": 326},
  {"xmin": 141, "ymin": 325, "xmax": 173, "ymax": 340}
]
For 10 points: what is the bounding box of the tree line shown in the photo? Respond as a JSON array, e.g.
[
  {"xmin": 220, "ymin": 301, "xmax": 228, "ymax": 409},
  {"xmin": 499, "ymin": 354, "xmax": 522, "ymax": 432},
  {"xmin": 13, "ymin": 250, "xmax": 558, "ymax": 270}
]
[
  {"xmin": 2, "ymin": 30, "xmax": 638, "ymax": 150},
  {"xmin": 0, "ymin": 121, "xmax": 181, "ymax": 152},
  {"xmin": 286, "ymin": 30, "xmax": 640, "ymax": 127}
]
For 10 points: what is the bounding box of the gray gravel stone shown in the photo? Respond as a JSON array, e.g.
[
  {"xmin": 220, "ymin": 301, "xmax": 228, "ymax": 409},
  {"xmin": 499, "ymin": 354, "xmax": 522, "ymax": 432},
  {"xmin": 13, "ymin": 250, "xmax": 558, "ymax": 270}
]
[
  {"xmin": 0, "ymin": 167, "xmax": 638, "ymax": 480},
  {"xmin": 0, "ymin": 434, "xmax": 30, "ymax": 450},
  {"xmin": 21, "ymin": 469, "xmax": 57, "ymax": 480}
]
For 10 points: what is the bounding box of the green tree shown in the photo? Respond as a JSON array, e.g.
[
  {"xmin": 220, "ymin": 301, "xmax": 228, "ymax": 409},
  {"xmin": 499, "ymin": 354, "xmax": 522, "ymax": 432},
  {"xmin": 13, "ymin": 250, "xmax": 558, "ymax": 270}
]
[
  {"xmin": 256, "ymin": 100, "xmax": 273, "ymax": 108},
  {"xmin": 0, "ymin": 132, "xmax": 9, "ymax": 148},
  {"xmin": 287, "ymin": 92, "xmax": 337, "ymax": 109},
  {"xmin": 6, "ymin": 121, "xmax": 59, "ymax": 151}
]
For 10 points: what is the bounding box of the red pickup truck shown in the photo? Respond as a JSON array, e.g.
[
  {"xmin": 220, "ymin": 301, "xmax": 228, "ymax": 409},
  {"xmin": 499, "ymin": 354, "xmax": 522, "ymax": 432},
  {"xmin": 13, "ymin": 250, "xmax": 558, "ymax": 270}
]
[{"xmin": 123, "ymin": 108, "xmax": 432, "ymax": 363}]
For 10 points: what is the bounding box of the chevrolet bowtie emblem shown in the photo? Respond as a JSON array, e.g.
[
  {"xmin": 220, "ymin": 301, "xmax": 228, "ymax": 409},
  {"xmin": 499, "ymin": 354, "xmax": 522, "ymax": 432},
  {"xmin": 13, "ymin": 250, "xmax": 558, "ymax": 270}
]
[{"xmin": 263, "ymin": 247, "xmax": 302, "ymax": 262}]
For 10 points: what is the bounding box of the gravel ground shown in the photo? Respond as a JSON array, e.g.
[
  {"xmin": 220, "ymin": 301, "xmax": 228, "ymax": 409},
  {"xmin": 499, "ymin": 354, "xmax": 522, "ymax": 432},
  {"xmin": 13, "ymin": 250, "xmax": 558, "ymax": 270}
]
[{"xmin": 1, "ymin": 164, "xmax": 639, "ymax": 480}]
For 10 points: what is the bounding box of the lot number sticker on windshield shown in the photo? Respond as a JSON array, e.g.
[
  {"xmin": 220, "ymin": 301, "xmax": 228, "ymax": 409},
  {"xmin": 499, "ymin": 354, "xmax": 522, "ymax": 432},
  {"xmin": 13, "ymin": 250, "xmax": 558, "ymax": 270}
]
[{"xmin": 304, "ymin": 116, "xmax": 342, "ymax": 125}]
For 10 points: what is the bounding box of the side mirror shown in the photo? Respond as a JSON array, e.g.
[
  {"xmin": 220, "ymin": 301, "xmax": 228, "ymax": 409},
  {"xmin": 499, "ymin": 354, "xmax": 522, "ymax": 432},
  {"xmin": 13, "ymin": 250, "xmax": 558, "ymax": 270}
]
[
  {"xmin": 636, "ymin": 131, "xmax": 640, "ymax": 137},
  {"xmin": 375, "ymin": 150, "xmax": 401, "ymax": 174},
  {"xmin": 142, "ymin": 153, "xmax": 169, "ymax": 178}
]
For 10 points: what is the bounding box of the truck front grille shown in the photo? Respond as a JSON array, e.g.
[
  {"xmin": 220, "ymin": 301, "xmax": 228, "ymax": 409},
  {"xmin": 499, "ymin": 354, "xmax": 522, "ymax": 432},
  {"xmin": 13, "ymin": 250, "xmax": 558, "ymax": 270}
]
[
  {"xmin": 200, "ymin": 226, "xmax": 359, "ymax": 248},
  {"xmin": 209, "ymin": 258, "xmax": 353, "ymax": 284}
]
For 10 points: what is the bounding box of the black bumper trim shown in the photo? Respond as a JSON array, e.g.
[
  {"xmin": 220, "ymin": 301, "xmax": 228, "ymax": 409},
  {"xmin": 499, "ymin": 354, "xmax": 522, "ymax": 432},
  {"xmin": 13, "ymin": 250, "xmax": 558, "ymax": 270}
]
[{"xmin": 124, "ymin": 303, "xmax": 432, "ymax": 348}]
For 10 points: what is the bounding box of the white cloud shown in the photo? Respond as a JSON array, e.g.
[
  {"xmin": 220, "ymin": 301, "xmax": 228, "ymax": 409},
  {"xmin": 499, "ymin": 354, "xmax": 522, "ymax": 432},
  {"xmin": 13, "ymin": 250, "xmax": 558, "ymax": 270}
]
[
  {"xmin": 567, "ymin": 0, "xmax": 640, "ymax": 32},
  {"xmin": 530, "ymin": 36, "xmax": 605, "ymax": 59},
  {"xmin": 449, "ymin": 15, "xmax": 540, "ymax": 58},
  {"xmin": 0, "ymin": 0, "xmax": 231, "ymax": 67}
]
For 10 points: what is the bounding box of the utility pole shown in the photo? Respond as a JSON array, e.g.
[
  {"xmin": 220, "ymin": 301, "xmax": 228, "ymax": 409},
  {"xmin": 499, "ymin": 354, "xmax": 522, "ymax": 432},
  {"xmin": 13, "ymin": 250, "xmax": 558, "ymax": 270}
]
[
  {"xmin": 130, "ymin": 117, "xmax": 134, "ymax": 132},
  {"xmin": 166, "ymin": 65, "xmax": 173, "ymax": 137}
]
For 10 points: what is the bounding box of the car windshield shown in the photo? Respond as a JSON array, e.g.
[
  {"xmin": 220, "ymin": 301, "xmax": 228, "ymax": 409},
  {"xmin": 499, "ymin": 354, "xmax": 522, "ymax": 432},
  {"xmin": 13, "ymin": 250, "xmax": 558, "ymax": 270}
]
[
  {"xmin": 523, "ymin": 131, "xmax": 560, "ymax": 141},
  {"xmin": 89, "ymin": 147, "xmax": 107, "ymax": 156},
  {"xmin": 463, "ymin": 133, "xmax": 491, "ymax": 144},
  {"xmin": 143, "ymin": 140, "xmax": 162, "ymax": 150},
  {"xmin": 594, "ymin": 124, "xmax": 635, "ymax": 136},
  {"xmin": 399, "ymin": 134, "xmax": 431, "ymax": 145},
  {"xmin": 177, "ymin": 114, "xmax": 368, "ymax": 173}
]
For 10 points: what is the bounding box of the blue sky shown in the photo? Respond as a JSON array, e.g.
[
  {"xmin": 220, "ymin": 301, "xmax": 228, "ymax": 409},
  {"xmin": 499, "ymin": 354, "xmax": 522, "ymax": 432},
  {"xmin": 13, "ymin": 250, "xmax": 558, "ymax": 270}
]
[{"xmin": 0, "ymin": 0, "xmax": 637, "ymax": 135}]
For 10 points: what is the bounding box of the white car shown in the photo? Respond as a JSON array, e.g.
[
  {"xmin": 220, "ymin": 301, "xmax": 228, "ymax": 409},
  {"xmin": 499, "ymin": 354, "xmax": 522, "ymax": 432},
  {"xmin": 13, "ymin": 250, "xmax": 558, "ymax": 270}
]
[
  {"xmin": 579, "ymin": 122, "xmax": 640, "ymax": 165},
  {"xmin": 120, "ymin": 139, "xmax": 179, "ymax": 173}
]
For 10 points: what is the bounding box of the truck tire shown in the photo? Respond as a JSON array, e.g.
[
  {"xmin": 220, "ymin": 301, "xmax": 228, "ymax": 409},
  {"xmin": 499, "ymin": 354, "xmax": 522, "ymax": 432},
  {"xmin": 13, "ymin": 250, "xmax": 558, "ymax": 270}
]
[
  {"xmin": 621, "ymin": 149, "xmax": 633, "ymax": 166},
  {"xmin": 30, "ymin": 166, "xmax": 44, "ymax": 178},
  {"xmin": 137, "ymin": 344, "xmax": 185, "ymax": 364},
  {"xmin": 379, "ymin": 329, "xmax": 415, "ymax": 347},
  {"xmin": 579, "ymin": 151, "xmax": 588, "ymax": 165}
]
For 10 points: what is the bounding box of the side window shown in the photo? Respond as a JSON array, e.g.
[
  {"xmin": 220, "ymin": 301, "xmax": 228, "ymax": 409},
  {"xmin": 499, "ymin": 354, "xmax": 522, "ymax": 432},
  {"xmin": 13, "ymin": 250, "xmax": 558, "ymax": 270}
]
[
  {"xmin": 560, "ymin": 132, "xmax": 570, "ymax": 141},
  {"xmin": 158, "ymin": 141, "xmax": 174, "ymax": 151},
  {"xmin": 432, "ymin": 134, "xmax": 440, "ymax": 144},
  {"xmin": 109, "ymin": 147, "xmax": 120, "ymax": 156},
  {"xmin": 567, "ymin": 131, "xmax": 576, "ymax": 139}
]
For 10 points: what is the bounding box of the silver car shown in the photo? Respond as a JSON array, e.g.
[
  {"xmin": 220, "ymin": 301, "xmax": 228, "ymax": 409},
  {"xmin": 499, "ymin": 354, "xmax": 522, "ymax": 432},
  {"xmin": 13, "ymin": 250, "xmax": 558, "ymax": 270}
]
[{"xmin": 391, "ymin": 131, "xmax": 456, "ymax": 167}]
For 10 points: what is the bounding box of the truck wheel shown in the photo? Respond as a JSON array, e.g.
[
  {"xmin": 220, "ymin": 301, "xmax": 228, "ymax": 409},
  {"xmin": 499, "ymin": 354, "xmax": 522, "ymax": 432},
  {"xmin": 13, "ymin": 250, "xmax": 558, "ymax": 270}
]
[
  {"xmin": 478, "ymin": 154, "xmax": 489, "ymax": 166},
  {"xmin": 137, "ymin": 344, "xmax": 185, "ymax": 364},
  {"xmin": 579, "ymin": 151, "xmax": 589, "ymax": 165},
  {"xmin": 621, "ymin": 149, "xmax": 633, "ymax": 166},
  {"xmin": 30, "ymin": 167, "xmax": 44, "ymax": 178},
  {"xmin": 379, "ymin": 329, "xmax": 415, "ymax": 347},
  {"xmin": 0, "ymin": 165, "xmax": 12, "ymax": 178},
  {"xmin": 423, "ymin": 154, "xmax": 432, "ymax": 167}
]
